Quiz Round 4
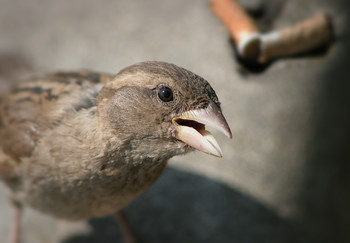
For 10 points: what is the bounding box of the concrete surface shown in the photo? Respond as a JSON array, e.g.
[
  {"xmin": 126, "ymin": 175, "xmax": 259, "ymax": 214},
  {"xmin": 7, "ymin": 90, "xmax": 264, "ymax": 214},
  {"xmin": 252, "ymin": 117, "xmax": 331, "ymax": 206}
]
[{"xmin": 1, "ymin": 0, "xmax": 350, "ymax": 242}]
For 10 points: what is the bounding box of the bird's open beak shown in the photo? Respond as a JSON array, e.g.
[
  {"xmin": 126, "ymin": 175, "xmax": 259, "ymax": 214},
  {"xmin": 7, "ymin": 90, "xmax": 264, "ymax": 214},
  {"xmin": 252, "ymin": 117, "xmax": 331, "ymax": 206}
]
[{"xmin": 172, "ymin": 100, "xmax": 232, "ymax": 157}]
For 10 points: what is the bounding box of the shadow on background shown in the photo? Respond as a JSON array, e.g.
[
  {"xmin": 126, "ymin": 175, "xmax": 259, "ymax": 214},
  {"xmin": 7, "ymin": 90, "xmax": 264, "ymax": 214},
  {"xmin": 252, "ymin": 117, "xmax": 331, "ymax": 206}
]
[
  {"xmin": 63, "ymin": 168, "xmax": 299, "ymax": 243},
  {"xmin": 296, "ymin": 0, "xmax": 350, "ymax": 242}
]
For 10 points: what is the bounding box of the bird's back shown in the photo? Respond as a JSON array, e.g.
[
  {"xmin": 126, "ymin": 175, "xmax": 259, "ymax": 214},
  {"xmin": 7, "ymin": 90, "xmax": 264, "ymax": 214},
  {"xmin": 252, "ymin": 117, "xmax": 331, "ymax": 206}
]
[{"xmin": 0, "ymin": 71, "xmax": 113, "ymax": 178}]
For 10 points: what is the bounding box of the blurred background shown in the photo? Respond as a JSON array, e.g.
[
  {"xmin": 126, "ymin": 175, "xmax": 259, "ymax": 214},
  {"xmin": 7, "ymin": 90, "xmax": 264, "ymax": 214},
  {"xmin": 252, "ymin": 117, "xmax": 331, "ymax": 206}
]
[{"xmin": 0, "ymin": 0, "xmax": 349, "ymax": 242}]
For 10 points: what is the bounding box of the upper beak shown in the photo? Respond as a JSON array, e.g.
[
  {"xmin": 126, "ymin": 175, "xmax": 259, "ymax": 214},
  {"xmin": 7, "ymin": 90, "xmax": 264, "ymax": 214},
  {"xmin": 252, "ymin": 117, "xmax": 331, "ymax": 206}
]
[{"xmin": 173, "ymin": 100, "xmax": 232, "ymax": 157}]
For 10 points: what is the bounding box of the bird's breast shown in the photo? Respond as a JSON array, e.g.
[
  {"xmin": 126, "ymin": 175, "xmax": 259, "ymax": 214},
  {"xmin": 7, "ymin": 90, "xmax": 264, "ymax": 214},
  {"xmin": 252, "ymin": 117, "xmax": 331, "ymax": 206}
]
[{"xmin": 21, "ymin": 157, "xmax": 167, "ymax": 220}]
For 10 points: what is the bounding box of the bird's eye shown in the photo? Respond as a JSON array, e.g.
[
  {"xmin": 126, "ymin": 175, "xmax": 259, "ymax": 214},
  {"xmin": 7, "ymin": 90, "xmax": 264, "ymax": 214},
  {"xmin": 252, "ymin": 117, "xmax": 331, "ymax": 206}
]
[{"xmin": 158, "ymin": 86, "xmax": 173, "ymax": 102}]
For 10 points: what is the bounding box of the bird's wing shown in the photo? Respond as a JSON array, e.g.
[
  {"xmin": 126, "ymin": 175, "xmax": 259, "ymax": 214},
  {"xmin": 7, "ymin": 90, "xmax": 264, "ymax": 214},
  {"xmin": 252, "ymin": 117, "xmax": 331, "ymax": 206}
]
[{"xmin": 0, "ymin": 71, "xmax": 113, "ymax": 178}]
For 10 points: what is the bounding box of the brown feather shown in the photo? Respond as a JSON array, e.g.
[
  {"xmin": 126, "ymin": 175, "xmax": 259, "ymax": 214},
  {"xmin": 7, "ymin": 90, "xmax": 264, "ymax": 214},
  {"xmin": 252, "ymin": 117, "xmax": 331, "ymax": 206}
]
[{"xmin": 0, "ymin": 71, "xmax": 113, "ymax": 176}]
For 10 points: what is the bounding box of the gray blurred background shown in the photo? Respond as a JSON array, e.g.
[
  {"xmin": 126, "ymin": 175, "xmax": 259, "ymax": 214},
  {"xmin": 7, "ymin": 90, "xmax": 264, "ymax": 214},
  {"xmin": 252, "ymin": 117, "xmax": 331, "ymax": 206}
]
[{"xmin": 0, "ymin": 0, "xmax": 349, "ymax": 242}]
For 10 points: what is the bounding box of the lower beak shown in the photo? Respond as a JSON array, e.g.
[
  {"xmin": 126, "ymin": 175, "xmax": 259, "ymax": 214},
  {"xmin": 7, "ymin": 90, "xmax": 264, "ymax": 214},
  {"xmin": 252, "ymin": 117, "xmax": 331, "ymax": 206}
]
[{"xmin": 172, "ymin": 101, "xmax": 232, "ymax": 157}]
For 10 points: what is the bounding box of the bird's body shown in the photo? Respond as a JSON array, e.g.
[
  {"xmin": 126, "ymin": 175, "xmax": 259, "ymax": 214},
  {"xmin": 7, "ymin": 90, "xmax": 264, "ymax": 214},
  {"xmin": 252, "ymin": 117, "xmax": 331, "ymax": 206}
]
[
  {"xmin": 0, "ymin": 62, "xmax": 231, "ymax": 240},
  {"xmin": 0, "ymin": 70, "xmax": 174, "ymax": 220}
]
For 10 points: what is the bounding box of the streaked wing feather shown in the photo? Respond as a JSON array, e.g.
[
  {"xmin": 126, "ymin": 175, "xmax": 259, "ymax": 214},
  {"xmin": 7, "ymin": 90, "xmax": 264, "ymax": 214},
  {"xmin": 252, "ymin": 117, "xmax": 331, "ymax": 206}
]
[{"xmin": 0, "ymin": 71, "xmax": 113, "ymax": 177}]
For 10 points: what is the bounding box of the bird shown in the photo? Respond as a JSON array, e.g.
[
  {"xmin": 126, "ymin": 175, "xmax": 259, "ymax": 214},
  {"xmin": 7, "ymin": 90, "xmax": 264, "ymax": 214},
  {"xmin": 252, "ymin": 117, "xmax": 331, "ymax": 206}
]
[{"xmin": 0, "ymin": 61, "xmax": 232, "ymax": 243}]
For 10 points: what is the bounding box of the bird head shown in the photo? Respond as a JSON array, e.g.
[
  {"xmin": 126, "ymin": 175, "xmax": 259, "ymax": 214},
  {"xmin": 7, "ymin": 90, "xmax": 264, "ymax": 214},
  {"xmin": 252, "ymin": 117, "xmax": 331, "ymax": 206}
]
[{"xmin": 97, "ymin": 61, "xmax": 231, "ymax": 158}]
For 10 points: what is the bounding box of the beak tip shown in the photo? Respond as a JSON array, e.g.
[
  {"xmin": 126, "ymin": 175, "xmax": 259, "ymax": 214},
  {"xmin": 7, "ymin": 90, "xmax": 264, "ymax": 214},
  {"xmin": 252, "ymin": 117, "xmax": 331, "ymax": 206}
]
[
  {"xmin": 209, "ymin": 145, "xmax": 223, "ymax": 158},
  {"xmin": 206, "ymin": 151, "xmax": 223, "ymax": 158},
  {"xmin": 225, "ymin": 129, "xmax": 233, "ymax": 139}
]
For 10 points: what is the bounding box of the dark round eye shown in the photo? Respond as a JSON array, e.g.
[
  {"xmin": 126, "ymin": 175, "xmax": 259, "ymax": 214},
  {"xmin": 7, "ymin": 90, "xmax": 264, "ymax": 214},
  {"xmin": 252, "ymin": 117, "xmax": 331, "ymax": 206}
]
[{"xmin": 158, "ymin": 86, "xmax": 173, "ymax": 102}]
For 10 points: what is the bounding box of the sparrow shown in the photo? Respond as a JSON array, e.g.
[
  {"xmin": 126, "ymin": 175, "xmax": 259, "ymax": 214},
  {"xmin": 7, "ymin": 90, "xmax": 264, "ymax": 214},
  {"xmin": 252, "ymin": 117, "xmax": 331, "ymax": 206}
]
[{"xmin": 0, "ymin": 61, "xmax": 232, "ymax": 242}]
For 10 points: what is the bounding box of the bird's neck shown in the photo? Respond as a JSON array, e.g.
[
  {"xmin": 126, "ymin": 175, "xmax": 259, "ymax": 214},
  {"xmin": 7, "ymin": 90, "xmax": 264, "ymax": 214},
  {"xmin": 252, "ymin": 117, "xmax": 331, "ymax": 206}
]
[{"xmin": 100, "ymin": 134, "xmax": 184, "ymax": 168}]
